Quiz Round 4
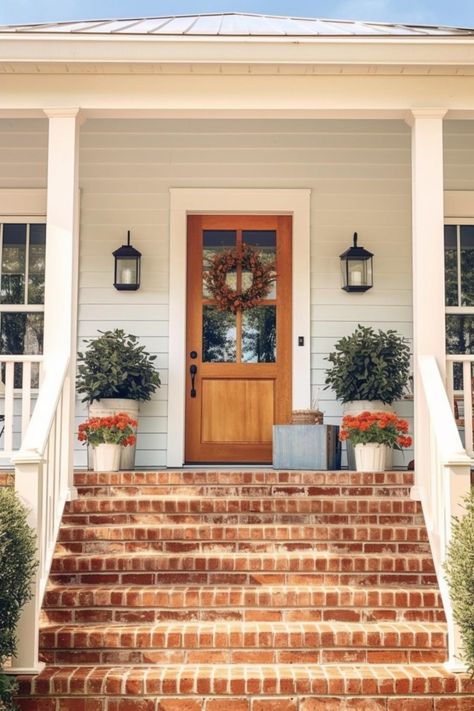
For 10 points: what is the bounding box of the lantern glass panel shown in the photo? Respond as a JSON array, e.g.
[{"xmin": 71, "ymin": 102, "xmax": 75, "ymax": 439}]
[
  {"xmin": 117, "ymin": 258, "xmax": 138, "ymax": 286},
  {"xmin": 348, "ymin": 259, "xmax": 365, "ymax": 287}
]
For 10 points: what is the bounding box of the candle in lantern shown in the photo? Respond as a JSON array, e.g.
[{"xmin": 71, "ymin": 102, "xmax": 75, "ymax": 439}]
[
  {"xmin": 351, "ymin": 269, "xmax": 362, "ymax": 285},
  {"xmin": 122, "ymin": 267, "xmax": 133, "ymax": 284}
]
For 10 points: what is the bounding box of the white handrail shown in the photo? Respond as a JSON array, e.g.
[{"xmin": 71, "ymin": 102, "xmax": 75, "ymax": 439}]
[
  {"xmin": 417, "ymin": 355, "xmax": 472, "ymax": 672},
  {"xmin": 11, "ymin": 356, "xmax": 72, "ymax": 674},
  {"xmin": 18, "ymin": 358, "xmax": 69, "ymax": 457}
]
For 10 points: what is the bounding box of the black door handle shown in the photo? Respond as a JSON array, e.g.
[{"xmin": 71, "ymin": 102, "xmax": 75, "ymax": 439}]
[{"xmin": 190, "ymin": 364, "xmax": 198, "ymax": 398}]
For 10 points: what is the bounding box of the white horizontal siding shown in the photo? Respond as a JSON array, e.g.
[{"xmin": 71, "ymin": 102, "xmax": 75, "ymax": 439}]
[{"xmin": 78, "ymin": 118, "xmax": 413, "ymax": 468}]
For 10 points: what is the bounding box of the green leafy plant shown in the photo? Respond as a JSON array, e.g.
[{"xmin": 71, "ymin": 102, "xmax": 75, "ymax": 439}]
[
  {"xmin": 325, "ymin": 325, "xmax": 410, "ymax": 404},
  {"xmin": 0, "ymin": 488, "xmax": 37, "ymax": 711},
  {"xmin": 76, "ymin": 330, "xmax": 161, "ymax": 404},
  {"xmin": 445, "ymin": 489, "xmax": 474, "ymax": 677}
]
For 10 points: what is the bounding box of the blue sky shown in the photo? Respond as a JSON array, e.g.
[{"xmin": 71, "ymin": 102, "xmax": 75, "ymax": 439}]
[{"xmin": 1, "ymin": 1, "xmax": 474, "ymax": 28}]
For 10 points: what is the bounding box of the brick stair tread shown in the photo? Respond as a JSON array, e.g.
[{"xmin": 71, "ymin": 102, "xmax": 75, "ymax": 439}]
[
  {"xmin": 17, "ymin": 663, "xmax": 474, "ymax": 697},
  {"xmin": 57, "ymin": 523, "xmax": 428, "ymax": 539},
  {"xmin": 39, "ymin": 619, "xmax": 447, "ymax": 645},
  {"xmin": 50, "ymin": 551, "xmax": 435, "ymax": 574},
  {"xmin": 43, "ymin": 583, "xmax": 444, "ymax": 606}
]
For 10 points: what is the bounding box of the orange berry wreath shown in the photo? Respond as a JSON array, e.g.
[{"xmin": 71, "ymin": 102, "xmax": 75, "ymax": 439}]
[{"xmin": 204, "ymin": 246, "xmax": 276, "ymax": 313}]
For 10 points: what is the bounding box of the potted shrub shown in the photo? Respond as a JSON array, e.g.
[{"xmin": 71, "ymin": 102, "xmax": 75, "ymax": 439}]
[
  {"xmin": 339, "ymin": 411, "xmax": 412, "ymax": 472},
  {"xmin": 76, "ymin": 329, "xmax": 160, "ymax": 469},
  {"xmin": 0, "ymin": 488, "xmax": 37, "ymax": 711},
  {"xmin": 325, "ymin": 325, "xmax": 410, "ymax": 469},
  {"xmin": 78, "ymin": 413, "xmax": 138, "ymax": 472}
]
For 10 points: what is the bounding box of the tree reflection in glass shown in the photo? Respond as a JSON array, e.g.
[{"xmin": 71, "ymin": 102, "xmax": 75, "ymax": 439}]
[
  {"xmin": 203, "ymin": 306, "xmax": 236, "ymax": 362},
  {"xmin": 242, "ymin": 306, "xmax": 276, "ymax": 363}
]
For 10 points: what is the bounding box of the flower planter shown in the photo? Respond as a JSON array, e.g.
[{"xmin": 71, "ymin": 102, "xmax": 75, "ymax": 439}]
[
  {"xmin": 343, "ymin": 401, "xmax": 394, "ymax": 470},
  {"xmin": 354, "ymin": 443, "xmax": 389, "ymax": 473},
  {"xmin": 88, "ymin": 399, "xmax": 139, "ymax": 470},
  {"xmin": 93, "ymin": 443, "xmax": 121, "ymax": 472}
]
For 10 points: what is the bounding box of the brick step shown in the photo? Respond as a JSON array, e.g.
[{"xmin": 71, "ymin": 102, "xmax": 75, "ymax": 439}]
[
  {"xmin": 42, "ymin": 583, "xmax": 445, "ymax": 623},
  {"xmin": 66, "ymin": 496, "xmax": 422, "ymax": 515},
  {"xmin": 19, "ymin": 663, "xmax": 473, "ymax": 699},
  {"xmin": 74, "ymin": 484, "xmax": 414, "ymax": 499},
  {"xmin": 74, "ymin": 470, "xmax": 415, "ymax": 487},
  {"xmin": 38, "ymin": 621, "xmax": 447, "ymax": 665},
  {"xmin": 57, "ymin": 523, "xmax": 429, "ymax": 543},
  {"xmin": 14, "ymin": 696, "xmax": 474, "ymax": 711},
  {"xmin": 44, "ymin": 584, "xmax": 445, "ymax": 611},
  {"xmin": 62, "ymin": 513, "xmax": 429, "ymax": 532},
  {"xmin": 42, "ymin": 604, "xmax": 446, "ymax": 625},
  {"xmin": 50, "ymin": 552, "xmax": 436, "ymax": 575},
  {"xmin": 56, "ymin": 539, "xmax": 433, "ymax": 555},
  {"xmin": 49, "ymin": 570, "xmax": 439, "ymax": 586}
]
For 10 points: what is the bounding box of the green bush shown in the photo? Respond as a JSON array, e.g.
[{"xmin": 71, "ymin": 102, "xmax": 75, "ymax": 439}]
[
  {"xmin": 445, "ymin": 489, "xmax": 474, "ymax": 676},
  {"xmin": 324, "ymin": 324, "xmax": 410, "ymax": 404},
  {"xmin": 0, "ymin": 487, "xmax": 37, "ymax": 711},
  {"xmin": 76, "ymin": 329, "xmax": 161, "ymax": 404}
]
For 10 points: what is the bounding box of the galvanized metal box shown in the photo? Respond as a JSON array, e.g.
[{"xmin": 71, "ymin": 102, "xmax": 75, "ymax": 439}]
[{"xmin": 272, "ymin": 424, "xmax": 341, "ymax": 470}]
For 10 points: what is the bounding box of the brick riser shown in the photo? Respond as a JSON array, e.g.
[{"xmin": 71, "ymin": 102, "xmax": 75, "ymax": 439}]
[{"xmin": 16, "ymin": 470, "xmax": 474, "ymax": 711}]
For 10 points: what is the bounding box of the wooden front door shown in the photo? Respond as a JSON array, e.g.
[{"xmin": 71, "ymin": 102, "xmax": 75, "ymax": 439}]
[{"xmin": 185, "ymin": 215, "xmax": 292, "ymax": 463}]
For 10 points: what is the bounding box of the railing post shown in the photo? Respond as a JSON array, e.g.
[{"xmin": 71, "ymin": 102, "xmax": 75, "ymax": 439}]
[{"xmin": 10, "ymin": 457, "xmax": 45, "ymax": 675}]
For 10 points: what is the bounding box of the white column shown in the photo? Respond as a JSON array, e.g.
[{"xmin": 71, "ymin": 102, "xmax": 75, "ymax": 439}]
[
  {"xmin": 43, "ymin": 108, "xmax": 81, "ymax": 493},
  {"xmin": 408, "ymin": 109, "xmax": 447, "ymax": 501},
  {"xmin": 409, "ymin": 108, "xmax": 447, "ymax": 373}
]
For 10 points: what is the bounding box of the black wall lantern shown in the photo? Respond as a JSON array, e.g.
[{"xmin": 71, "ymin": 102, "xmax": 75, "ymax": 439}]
[
  {"xmin": 340, "ymin": 232, "xmax": 373, "ymax": 292},
  {"xmin": 113, "ymin": 230, "xmax": 141, "ymax": 291}
]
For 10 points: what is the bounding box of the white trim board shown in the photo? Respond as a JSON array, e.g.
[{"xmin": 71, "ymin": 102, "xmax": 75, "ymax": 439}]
[{"xmin": 167, "ymin": 188, "xmax": 311, "ymax": 468}]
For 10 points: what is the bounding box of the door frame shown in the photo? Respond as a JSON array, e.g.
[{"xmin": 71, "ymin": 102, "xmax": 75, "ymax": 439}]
[{"xmin": 167, "ymin": 188, "xmax": 311, "ymax": 467}]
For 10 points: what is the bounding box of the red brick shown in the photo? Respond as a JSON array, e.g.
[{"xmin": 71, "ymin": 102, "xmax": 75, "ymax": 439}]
[
  {"xmin": 387, "ymin": 701, "xmax": 433, "ymax": 711},
  {"xmin": 158, "ymin": 701, "xmax": 203, "ymax": 711},
  {"xmin": 206, "ymin": 701, "xmax": 248, "ymax": 711},
  {"xmin": 252, "ymin": 702, "xmax": 297, "ymax": 711},
  {"xmin": 435, "ymin": 700, "xmax": 474, "ymax": 710},
  {"xmin": 108, "ymin": 702, "xmax": 156, "ymax": 711}
]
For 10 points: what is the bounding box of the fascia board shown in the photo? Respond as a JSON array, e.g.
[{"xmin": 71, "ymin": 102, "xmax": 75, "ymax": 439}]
[{"xmin": 1, "ymin": 34, "xmax": 474, "ymax": 67}]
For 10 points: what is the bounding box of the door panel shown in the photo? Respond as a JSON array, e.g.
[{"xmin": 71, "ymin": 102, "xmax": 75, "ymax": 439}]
[{"xmin": 185, "ymin": 214, "xmax": 292, "ymax": 463}]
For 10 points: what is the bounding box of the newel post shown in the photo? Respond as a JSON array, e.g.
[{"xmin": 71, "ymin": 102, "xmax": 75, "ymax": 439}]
[{"xmin": 11, "ymin": 457, "xmax": 45, "ymax": 674}]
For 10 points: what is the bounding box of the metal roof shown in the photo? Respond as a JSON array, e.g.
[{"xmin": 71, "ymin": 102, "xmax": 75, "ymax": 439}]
[{"xmin": 1, "ymin": 13, "xmax": 473, "ymax": 37}]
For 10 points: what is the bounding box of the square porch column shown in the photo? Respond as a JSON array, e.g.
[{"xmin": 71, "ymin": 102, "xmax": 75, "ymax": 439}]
[
  {"xmin": 43, "ymin": 108, "xmax": 81, "ymax": 491},
  {"xmin": 408, "ymin": 108, "xmax": 447, "ymax": 501}
]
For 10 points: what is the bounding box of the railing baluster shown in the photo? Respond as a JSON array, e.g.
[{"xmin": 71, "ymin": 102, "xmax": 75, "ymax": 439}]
[
  {"xmin": 4, "ymin": 361, "xmax": 14, "ymax": 454},
  {"xmin": 463, "ymin": 360, "xmax": 473, "ymax": 456},
  {"xmin": 21, "ymin": 360, "xmax": 32, "ymax": 440},
  {"xmin": 446, "ymin": 359, "xmax": 455, "ymax": 413}
]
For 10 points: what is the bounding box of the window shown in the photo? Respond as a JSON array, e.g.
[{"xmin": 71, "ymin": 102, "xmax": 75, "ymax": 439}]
[
  {"xmin": 444, "ymin": 223, "xmax": 474, "ymax": 389},
  {"xmin": 0, "ymin": 221, "xmax": 46, "ymax": 386}
]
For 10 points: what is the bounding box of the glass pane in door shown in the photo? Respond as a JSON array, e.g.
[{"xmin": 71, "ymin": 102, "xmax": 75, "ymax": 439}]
[
  {"xmin": 203, "ymin": 230, "xmax": 236, "ymax": 297},
  {"xmin": 202, "ymin": 306, "xmax": 237, "ymax": 362},
  {"xmin": 242, "ymin": 230, "xmax": 277, "ymax": 299},
  {"xmin": 242, "ymin": 306, "xmax": 276, "ymax": 363}
]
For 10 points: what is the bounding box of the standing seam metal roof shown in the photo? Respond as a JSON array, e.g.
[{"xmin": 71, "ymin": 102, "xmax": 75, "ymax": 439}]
[{"xmin": 0, "ymin": 12, "xmax": 473, "ymax": 36}]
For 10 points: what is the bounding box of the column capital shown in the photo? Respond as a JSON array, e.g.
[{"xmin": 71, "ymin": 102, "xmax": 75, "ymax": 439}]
[
  {"xmin": 43, "ymin": 107, "xmax": 84, "ymax": 123},
  {"xmin": 404, "ymin": 108, "xmax": 448, "ymax": 126}
]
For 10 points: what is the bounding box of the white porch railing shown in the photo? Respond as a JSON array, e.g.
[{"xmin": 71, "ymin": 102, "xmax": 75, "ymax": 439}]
[
  {"xmin": 446, "ymin": 354, "xmax": 474, "ymax": 459},
  {"xmin": 0, "ymin": 355, "xmax": 43, "ymax": 458},
  {"xmin": 11, "ymin": 357, "xmax": 73, "ymax": 674},
  {"xmin": 417, "ymin": 355, "xmax": 472, "ymax": 671}
]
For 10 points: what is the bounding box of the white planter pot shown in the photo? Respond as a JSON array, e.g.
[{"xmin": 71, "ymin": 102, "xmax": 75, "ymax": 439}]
[
  {"xmin": 93, "ymin": 443, "xmax": 121, "ymax": 472},
  {"xmin": 354, "ymin": 443, "xmax": 389, "ymax": 473},
  {"xmin": 88, "ymin": 399, "xmax": 139, "ymax": 470},
  {"xmin": 343, "ymin": 400, "xmax": 394, "ymax": 471}
]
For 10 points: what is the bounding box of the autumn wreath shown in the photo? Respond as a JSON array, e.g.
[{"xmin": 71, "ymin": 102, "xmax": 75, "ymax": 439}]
[{"xmin": 204, "ymin": 246, "xmax": 276, "ymax": 313}]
